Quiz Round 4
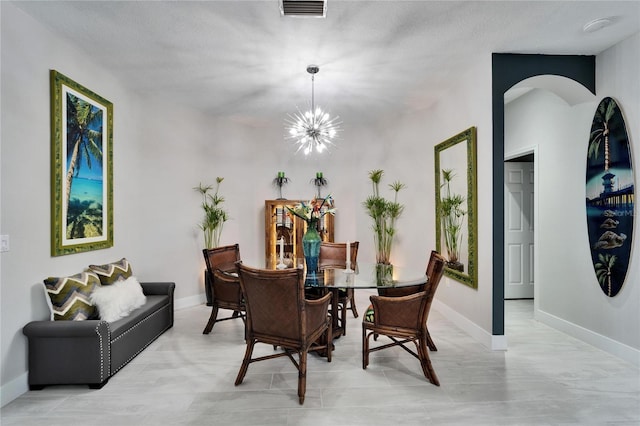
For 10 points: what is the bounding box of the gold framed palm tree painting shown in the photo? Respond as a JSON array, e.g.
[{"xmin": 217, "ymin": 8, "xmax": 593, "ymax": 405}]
[
  {"xmin": 50, "ymin": 70, "xmax": 113, "ymax": 256},
  {"xmin": 586, "ymin": 97, "xmax": 634, "ymax": 297}
]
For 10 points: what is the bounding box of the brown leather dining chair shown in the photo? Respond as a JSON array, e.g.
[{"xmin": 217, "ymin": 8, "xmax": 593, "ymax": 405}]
[
  {"xmin": 235, "ymin": 263, "xmax": 333, "ymax": 405},
  {"xmin": 202, "ymin": 244, "xmax": 245, "ymax": 335},
  {"xmin": 373, "ymin": 250, "xmax": 445, "ymax": 351},
  {"xmin": 318, "ymin": 241, "xmax": 359, "ymax": 335},
  {"xmin": 362, "ymin": 250, "xmax": 445, "ymax": 385}
]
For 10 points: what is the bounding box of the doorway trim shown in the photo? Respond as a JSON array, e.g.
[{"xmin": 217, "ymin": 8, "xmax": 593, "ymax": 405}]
[{"xmin": 504, "ymin": 146, "xmax": 539, "ymax": 314}]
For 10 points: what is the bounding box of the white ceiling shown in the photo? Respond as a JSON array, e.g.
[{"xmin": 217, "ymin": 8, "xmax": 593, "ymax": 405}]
[{"xmin": 13, "ymin": 1, "xmax": 640, "ymax": 123}]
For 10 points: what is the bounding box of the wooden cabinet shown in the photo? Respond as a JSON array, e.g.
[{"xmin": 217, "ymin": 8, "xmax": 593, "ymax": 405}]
[{"xmin": 264, "ymin": 199, "xmax": 334, "ymax": 268}]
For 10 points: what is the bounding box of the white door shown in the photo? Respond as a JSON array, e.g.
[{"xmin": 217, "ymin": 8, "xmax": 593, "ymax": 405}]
[{"xmin": 504, "ymin": 162, "xmax": 535, "ymax": 299}]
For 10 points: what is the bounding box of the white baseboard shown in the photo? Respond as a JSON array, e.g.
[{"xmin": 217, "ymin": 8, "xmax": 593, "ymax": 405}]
[
  {"xmin": 1, "ymin": 372, "xmax": 28, "ymax": 407},
  {"xmin": 491, "ymin": 334, "xmax": 508, "ymax": 351},
  {"xmin": 433, "ymin": 299, "xmax": 639, "ymax": 366},
  {"xmin": 536, "ymin": 309, "xmax": 640, "ymax": 368},
  {"xmin": 174, "ymin": 293, "xmax": 207, "ymax": 311},
  {"xmin": 432, "ymin": 300, "xmax": 506, "ymax": 351}
]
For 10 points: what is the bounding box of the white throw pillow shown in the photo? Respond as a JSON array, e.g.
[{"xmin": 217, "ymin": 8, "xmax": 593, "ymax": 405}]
[{"xmin": 90, "ymin": 276, "xmax": 147, "ymax": 322}]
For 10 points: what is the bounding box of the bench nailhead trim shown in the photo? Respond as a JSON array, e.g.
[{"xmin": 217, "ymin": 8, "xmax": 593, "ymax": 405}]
[{"xmin": 110, "ymin": 304, "xmax": 170, "ymax": 374}]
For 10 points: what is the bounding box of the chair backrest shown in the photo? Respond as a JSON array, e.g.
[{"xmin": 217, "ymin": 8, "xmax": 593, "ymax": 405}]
[
  {"xmin": 377, "ymin": 281, "xmax": 427, "ymax": 297},
  {"xmin": 236, "ymin": 263, "xmax": 305, "ymax": 341},
  {"xmin": 203, "ymin": 244, "xmax": 241, "ymax": 275},
  {"xmin": 423, "ymin": 250, "xmax": 446, "ymax": 321},
  {"xmin": 377, "ymin": 250, "xmax": 445, "ymax": 297},
  {"xmin": 425, "ymin": 250, "xmax": 445, "ymax": 281},
  {"xmin": 318, "ymin": 241, "xmax": 359, "ymax": 270},
  {"xmin": 370, "ymin": 249, "xmax": 445, "ymax": 329},
  {"xmin": 370, "ymin": 291, "xmax": 429, "ymax": 330}
]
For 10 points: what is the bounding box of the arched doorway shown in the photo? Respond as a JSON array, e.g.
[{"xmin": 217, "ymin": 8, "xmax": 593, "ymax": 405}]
[{"xmin": 491, "ymin": 54, "xmax": 596, "ymax": 343}]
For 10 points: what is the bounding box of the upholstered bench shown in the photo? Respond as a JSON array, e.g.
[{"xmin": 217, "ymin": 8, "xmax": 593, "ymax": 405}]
[
  {"xmin": 23, "ymin": 282, "xmax": 174, "ymax": 390},
  {"xmin": 22, "ymin": 259, "xmax": 175, "ymax": 390}
]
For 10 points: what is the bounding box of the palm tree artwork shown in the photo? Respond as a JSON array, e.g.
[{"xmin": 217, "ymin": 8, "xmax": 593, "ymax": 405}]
[
  {"xmin": 585, "ymin": 96, "xmax": 634, "ymax": 297},
  {"xmin": 65, "ymin": 93, "xmax": 104, "ymax": 239},
  {"xmin": 588, "ymin": 97, "xmax": 617, "ymax": 172},
  {"xmin": 595, "ymin": 253, "xmax": 617, "ymax": 297}
]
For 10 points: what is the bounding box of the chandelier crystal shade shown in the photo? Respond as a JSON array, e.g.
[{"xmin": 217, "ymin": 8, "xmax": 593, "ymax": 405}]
[{"xmin": 285, "ymin": 65, "xmax": 341, "ymax": 156}]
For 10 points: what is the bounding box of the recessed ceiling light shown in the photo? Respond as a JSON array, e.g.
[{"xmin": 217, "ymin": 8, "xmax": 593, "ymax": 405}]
[{"xmin": 583, "ymin": 17, "xmax": 613, "ymax": 33}]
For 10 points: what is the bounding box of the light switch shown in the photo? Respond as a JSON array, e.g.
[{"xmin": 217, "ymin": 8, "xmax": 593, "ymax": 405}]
[{"xmin": 1, "ymin": 235, "xmax": 9, "ymax": 252}]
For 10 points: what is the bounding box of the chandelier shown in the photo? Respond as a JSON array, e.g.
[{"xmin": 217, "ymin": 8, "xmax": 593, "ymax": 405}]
[{"xmin": 286, "ymin": 65, "xmax": 341, "ymax": 155}]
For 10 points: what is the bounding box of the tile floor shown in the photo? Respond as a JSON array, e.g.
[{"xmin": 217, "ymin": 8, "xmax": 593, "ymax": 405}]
[{"xmin": 2, "ymin": 292, "xmax": 639, "ymax": 425}]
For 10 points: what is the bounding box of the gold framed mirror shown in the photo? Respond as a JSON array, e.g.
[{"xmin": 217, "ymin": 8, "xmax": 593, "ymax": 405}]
[{"xmin": 434, "ymin": 127, "xmax": 478, "ymax": 289}]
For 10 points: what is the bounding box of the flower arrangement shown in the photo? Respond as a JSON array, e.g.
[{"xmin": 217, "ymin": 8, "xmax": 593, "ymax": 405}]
[
  {"xmin": 363, "ymin": 170, "xmax": 405, "ymax": 265},
  {"xmin": 286, "ymin": 195, "xmax": 335, "ymax": 227},
  {"xmin": 194, "ymin": 177, "xmax": 229, "ymax": 249}
]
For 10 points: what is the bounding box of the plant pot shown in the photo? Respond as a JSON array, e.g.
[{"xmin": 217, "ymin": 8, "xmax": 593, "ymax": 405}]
[
  {"xmin": 447, "ymin": 260, "xmax": 464, "ymax": 272},
  {"xmin": 375, "ymin": 263, "xmax": 393, "ymax": 286}
]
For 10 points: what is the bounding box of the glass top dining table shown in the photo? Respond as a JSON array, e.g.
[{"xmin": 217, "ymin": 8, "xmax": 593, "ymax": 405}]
[
  {"xmin": 267, "ymin": 261, "xmax": 428, "ymax": 289},
  {"xmin": 262, "ymin": 261, "xmax": 428, "ymax": 345}
]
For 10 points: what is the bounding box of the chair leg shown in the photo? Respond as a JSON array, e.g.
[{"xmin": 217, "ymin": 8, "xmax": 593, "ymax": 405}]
[
  {"xmin": 235, "ymin": 338, "xmax": 256, "ymax": 386},
  {"xmin": 426, "ymin": 329, "xmax": 437, "ymax": 351},
  {"xmin": 298, "ymin": 350, "xmax": 307, "ymax": 405},
  {"xmin": 341, "ymin": 302, "xmax": 348, "ymax": 336},
  {"xmin": 326, "ymin": 321, "xmax": 333, "ymax": 363},
  {"xmin": 349, "ymin": 292, "xmax": 359, "ymax": 318},
  {"xmin": 418, "ymin": 337, "xmax": 440, "ymax": 386},
  {"xmin": 202, "ymin": 304, "xmax": 219, "ymax": 334},
  {"xmin": 362, "ymin": 326, "xmax": 369, "ymax": 369}
]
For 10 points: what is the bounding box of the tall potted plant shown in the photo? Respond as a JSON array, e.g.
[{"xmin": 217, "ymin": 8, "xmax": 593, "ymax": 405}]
[
  {"xmin": 195, "ymin": 178, "xmax": 229, "ymax": 306},
  {"xmin": 363, "ymin": 170, "xmax": 405, "ymax": 284},
  {"xmin": 194, "ymin": 177, "xmax": 229, "ymax": 249},
  {"xmin": 439, "ymin": 169, "xmax": 466, "ymax": 271}
]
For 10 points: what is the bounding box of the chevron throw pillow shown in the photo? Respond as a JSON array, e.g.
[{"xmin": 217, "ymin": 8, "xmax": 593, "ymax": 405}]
[
  {"xmin": 43, "ymin": 272, "xmax": 101, "ymax": 321},
  {"xmin": 89, "ymin": 258, "xmax": 133, "ymax": 285}
]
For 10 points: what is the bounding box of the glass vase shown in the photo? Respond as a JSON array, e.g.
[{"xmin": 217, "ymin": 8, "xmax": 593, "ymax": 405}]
[
  {"xmin": 376, "ymin": 263, "xmax": 394, "ymax": 286},
  {"xmin": 302, "ymin": 219, "xmax": 321, "ymax": 284}
]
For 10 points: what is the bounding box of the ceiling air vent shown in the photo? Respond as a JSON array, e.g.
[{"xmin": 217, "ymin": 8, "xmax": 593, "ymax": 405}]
[{"xmin": 280, "ymin": 0, "xmax": 327, "ymax": 18}]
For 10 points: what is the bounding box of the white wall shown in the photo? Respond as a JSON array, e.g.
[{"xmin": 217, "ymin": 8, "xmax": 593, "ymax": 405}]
[
  {"xmin": 372, "ymin": 58, "xmax": 496, "ymax": 344},
  {"xmin": 3, "ymin": 2, "xmax": 496, "ymax": 405},
  {"xmin": 504, "ymin": 32, "xmax": 640, "ymax": 363}
]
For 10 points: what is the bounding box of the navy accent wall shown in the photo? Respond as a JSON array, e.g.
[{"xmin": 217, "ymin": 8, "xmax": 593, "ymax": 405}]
[{"xmin": 491, "ymin": 54, "xmax": 595, "ymax": 335}]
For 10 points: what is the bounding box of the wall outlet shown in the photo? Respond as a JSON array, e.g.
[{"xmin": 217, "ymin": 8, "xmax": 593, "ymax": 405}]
[{"xmin": 1, "ymin": 235, "xmax": 9, "ymax": 252}]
